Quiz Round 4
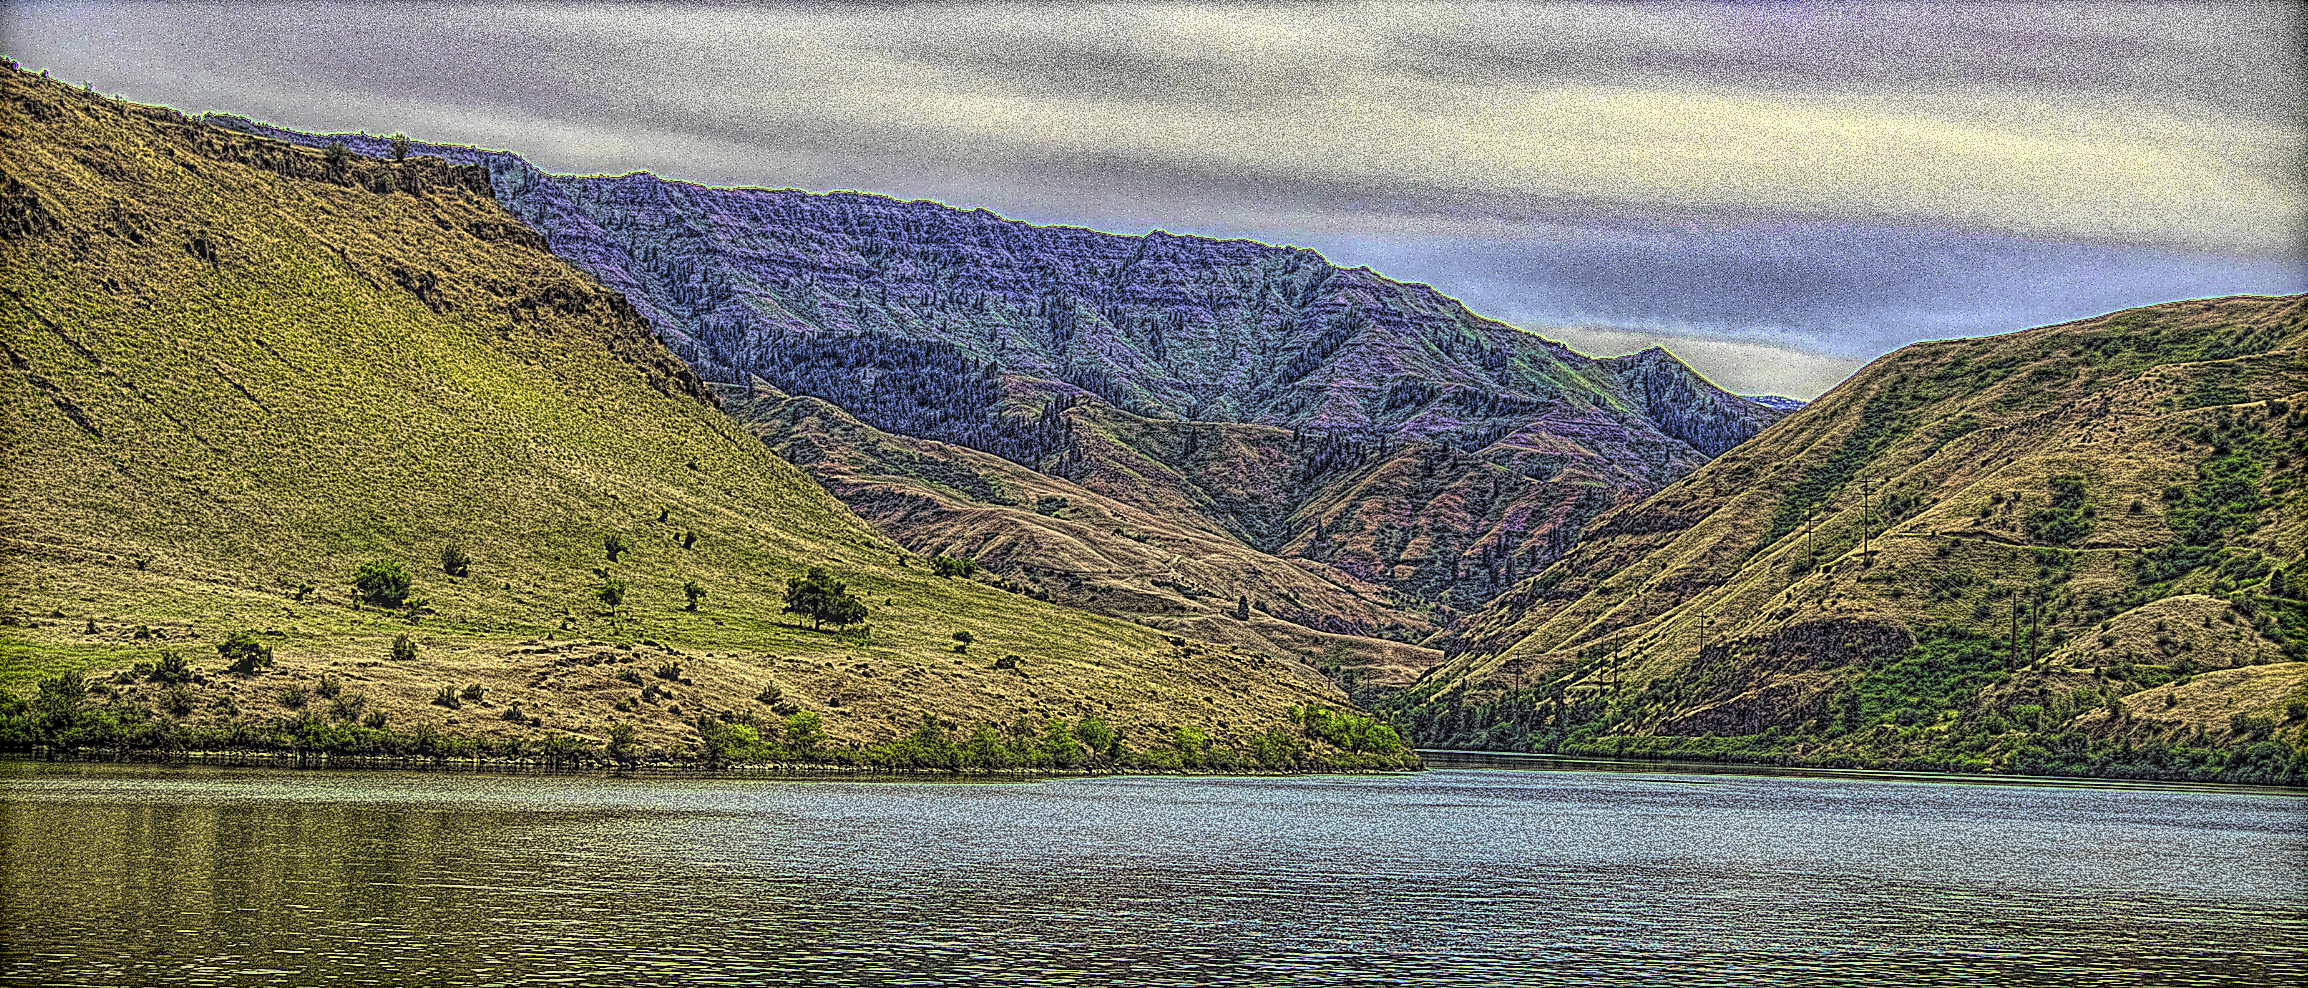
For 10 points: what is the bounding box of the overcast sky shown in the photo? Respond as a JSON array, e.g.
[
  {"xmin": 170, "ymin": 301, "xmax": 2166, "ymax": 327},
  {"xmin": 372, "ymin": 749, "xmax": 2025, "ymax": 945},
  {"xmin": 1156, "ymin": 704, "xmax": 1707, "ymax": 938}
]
[{"xmin": 9, "ymin": 1, "xmax": 2302, "ymax": 398}]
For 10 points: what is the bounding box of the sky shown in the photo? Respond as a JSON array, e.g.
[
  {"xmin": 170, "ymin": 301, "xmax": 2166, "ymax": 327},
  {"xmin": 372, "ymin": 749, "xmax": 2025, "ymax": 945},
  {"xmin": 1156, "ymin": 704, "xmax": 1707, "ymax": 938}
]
[{"xmin": 7, "ymin": 1, "xmax": 2302, "ymax": 399}]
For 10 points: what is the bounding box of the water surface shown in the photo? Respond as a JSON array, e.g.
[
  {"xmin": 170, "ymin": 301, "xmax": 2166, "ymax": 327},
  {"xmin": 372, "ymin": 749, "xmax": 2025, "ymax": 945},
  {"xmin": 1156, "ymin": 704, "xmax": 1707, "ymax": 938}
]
[{"xmin": 3, "ymin": 760, "xmax": 2300, "ymax": 986}]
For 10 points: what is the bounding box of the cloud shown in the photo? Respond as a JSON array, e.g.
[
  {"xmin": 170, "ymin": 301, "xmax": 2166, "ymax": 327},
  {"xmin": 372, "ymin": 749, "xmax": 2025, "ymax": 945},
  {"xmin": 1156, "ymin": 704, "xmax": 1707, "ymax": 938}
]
[{"xmin": 8, "ymin": 0, "xmax": 2300, "ymax": 400}]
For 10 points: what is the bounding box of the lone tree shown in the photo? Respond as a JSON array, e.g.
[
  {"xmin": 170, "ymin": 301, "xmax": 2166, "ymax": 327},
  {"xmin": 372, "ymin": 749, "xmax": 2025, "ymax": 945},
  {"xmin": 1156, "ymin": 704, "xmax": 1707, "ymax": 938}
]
[
  {"xmin": 682, "ymin": 580, "xmax": 706, "ymax": 611},
  {"xmin": 388, "ymin": 132, "xmax": 410, "ymax": 162},
  {"xmin": 952, "ymin": 630, "xmax": 974, "ymax": 653},
  {"xmin": 783, "ymin": 567, "xmax": 868, "ymax": 631},
  {"xmin": 931, "ymin": 555, "xmax": 977, "ymax": 579},
  {"xmin": 352, "ymin": 559, "xmax": 412, "ymax": 608},
  {"xmin": 1234, "ymin": 595, "xmax": 1251, "ymax": 621}
]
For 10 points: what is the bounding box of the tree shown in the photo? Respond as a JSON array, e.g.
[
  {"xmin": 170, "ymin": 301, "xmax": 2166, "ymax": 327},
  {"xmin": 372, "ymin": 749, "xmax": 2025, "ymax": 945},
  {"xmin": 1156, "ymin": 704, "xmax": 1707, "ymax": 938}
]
[
  {"xmin": 952, "ymin": 630, "xmax": 974, "ymax": 653},
  {"xmin": 604, "ymin": 533, "xmax": 629, "ymax": 561},
  {"xmin": 682, "ymin": 580, "xmax": 706, "ymax": 611},
  {"xmin": 783, "ymin": 567, "xmax": 868, "ymax": 631},
  {"xmin": 597, "ymin": 578, "xmax": 626, "ymax": 609},
  {"xmin": 931, "ymin": 555, "xmax": 977, "ymax": 579},
  {"xmin": 352, "ymin": 559, "xmax": 412, "ymax": 607},
  {"xmin": 783, "ymin": 710, "xmax": 825, "ymax": 754},
  {"xmin": 323, "ymin": 140, "xmax": 350, "ymax": 172},
  {"xmin": 388, "ymin": 132, "xmax": 410, "ymax": 162},
  {"xmin": 217, "ymin": 631, "xmax": 273, "ymax": 674},
  {"xmin": 1234, "ymin": 595, "xmax": 1250, "ymax": 620},
  {"xmin": 390, "ymin": 633, "xmax": 417, "ymax": 662}
]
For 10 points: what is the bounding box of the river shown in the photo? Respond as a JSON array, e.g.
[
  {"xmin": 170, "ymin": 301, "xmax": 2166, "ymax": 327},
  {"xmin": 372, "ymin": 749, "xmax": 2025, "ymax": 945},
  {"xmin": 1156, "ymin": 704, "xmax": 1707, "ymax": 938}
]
[{"xmin": 2, "ymin": 757, "xmax": 2300, "ymax": 986}]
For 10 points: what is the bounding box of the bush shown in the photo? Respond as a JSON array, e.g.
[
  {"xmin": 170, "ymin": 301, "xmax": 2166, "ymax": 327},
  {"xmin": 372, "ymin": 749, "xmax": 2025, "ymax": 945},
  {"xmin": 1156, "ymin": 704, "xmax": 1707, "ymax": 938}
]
[
  {"xmin": 440, "ymin": 542, "xmax": 471, "ymax": 577},
  {"xmin": 655, "ymin": 660, "xmax": 683, "ymax": 681},
  {"xmin": 931, "ymin": 556, "xmax": 977, "ymax": 579},
  {"xmin": 604, "ymin": 533, "xmax": 629, "ymax": 561},
  {"xmin": 217, "ymin": 631, "xmax": 274, "ymax": 674},
  {"xmin": 461, "ymin": 683, "xmax": 485, "ymax": 704},
  {"xmin": 597, "ymin": 578, "xmax": 626, "ymax": 609},
  {"xmin": 952, "ymin": 630, "xmax": 974, "ymax": 653},
  {"xmin": 277, "ymin": 685, "xmax": 310, "ymax": 709},
  {"xmin": 352, "ymin": 559, "xmax": 412, "ymax": 608},
  {"xmin": 755, "ymin": 683, "xmax": 784, "ymax": 706},
  {"xmin": 682, "ymin": 580, "xmax": 706, "ymax": 611},
  {"xmin": 391, "ymin": 634, "xmax": 417, "ymax": 662},
  {"xmin": 148, "ymin": 649, "xmax": 194, "ymax": 684},
  {"xmin": 161, "ymin": 684, "xmax": 195, "ymax": 717},
  {"xmin": 316, "ymin": 674, "xmax": 342, "ymax": 698},
  {"xmin": 364, "ymin": 710, "xmax": 389, "ymax": 729},
  {"xmin": 606, "ymin": 721, "xmax": 639, "ymax": 762},
  {"xmin": 432, "ymin": 686, "xmax": 460, "ymax": 709},
  {"xmin": 994, "ymin": 654, "xmax": 1020, "ymax": 670}
]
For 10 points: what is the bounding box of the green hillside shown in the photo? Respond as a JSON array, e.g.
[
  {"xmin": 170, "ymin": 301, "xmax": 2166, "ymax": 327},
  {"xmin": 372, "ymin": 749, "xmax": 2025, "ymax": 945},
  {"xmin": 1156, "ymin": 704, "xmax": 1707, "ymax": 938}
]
[
  {"xmin": 0, "ymin": 68, "xmax": 1408, "ymax": 769},
  {"xmin": 1394, "ymin": 295, "xmax": 2308, "ymax": 783}
]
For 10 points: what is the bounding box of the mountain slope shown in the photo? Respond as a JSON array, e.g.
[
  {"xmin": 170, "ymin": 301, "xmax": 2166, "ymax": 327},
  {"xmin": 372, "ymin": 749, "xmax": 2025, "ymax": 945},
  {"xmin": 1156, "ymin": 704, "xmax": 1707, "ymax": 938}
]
[
  {"xmin": 190, "ymin": 117, "xmax": 1786, "ymax": 625},
  {"xmin": 1390, "ymin": 295, "xmax": 2307, "ymax": 782},
  {"xmin": 0, "ymin": 68, "xmax": 1396, "ymax": 765}
]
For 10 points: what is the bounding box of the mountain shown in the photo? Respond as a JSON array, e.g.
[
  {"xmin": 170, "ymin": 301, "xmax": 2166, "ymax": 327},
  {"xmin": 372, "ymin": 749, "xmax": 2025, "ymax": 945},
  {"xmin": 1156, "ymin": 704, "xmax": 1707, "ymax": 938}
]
[
  {"xmin": 1741, "ymin": 394, "xmax": 1809, "ymax": 411},
  {"xmin": 190, "ymin": 118, "xmax": 1787, "ymax": 653},
  {"xmin": 1390, "ymin": 295, "xmax": 2307, "ymax": 782},
  {"xmin": 0, "ymin": 68, "xmax": 1406, "ymax": 767}
]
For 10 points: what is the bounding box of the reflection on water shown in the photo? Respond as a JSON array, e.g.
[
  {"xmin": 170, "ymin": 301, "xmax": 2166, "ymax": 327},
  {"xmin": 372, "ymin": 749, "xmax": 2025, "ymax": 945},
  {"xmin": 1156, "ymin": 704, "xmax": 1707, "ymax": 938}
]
[{"xmin": 3, "ymin": 759, "xmax": 2301, "ymax": 986}]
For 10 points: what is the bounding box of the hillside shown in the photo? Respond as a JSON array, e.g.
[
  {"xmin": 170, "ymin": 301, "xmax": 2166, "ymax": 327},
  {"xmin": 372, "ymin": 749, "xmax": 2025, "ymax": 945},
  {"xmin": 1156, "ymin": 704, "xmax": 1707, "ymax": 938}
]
[
  {"xmin": 189, "ymin": 117, "xmax": 1786, "ymax": 634},
  {"xmin": 1393, "ymin": 296, "xmax": 2308, "ymax": 782},
  {"xmin": 0, "ymin": 68, "xmax": 1407, "ymax": 768}
]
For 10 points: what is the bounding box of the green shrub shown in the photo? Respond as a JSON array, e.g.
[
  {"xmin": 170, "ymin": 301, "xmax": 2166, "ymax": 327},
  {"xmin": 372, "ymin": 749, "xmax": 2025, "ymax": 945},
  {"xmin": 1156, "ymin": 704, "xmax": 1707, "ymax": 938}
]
[
  {"xmin": 217, "ymin": 631, "xmax": 274, "ymax": 674},
  {"xmin": 440, "ymin": 542, "xmax": 472, "ymax": 577},
  {"xmin": 432, "ymin": 686, "xmax": 460, "ymax": 709},
  {"xmin": 994, "ymin": 654, "xmax": 1020, "ymax": 670},
  {"xmin": 316, "ymin": 674, "xmax": 342, "ymax": 698},
  {"xmin": 931, "ymin": 555, "xmax": 977, "ymax": 579},
  {"xmin": 461, "ymin": 683, "xmax": 485, "ymax": 703},
  {"xmin": 352, "ymin": 559, "xmax": 412, "ymax": 608},
  {"xmin": 597, "ymin": 578, "xmax": 626, "ymax": 609},
  {"xmin": 148, "ymin": 649, "xmax": 194, "ymax": 684},
  {"xmin": 655, "ymin": 660, "xmax": 683, "ymax": 681},
  {"xmin": 682, "ymin": 580, "xmax": 706, "ymax": 611},
  {"xmin": 390, "ymin": 633, "xmax": 417, "ymax": 662},
  {"xmin": 607, "ymin": 721, "xmax": 639, "ymax": 761},
  {"xmin": 604, "ymin": 533, "xmax": 629, "ymax": 561},
  {"xmin": 952, "ymin": 630, "xmax": 974, "ymax": 653},
  {"xmin": 364, "ymin": 710, "xmax": 389, "ymax": 729},
  {"xmin": 277, "ymin": 685, "xmax": 309, "ymax": 709},
  {"xmin": 161, "ymin": 685, "xmax": 194, "ymax": 717},
  {"xmin": 755, "ymin": 683, "xmax": 784, "ymax": 706}
]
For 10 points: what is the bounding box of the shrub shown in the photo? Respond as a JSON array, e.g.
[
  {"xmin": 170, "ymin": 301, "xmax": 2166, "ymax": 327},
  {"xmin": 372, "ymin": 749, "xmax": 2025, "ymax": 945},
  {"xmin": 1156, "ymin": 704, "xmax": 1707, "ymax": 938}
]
[
  {"xmin": 682, "ymin": 580, "xmax": 706, "ymax": 611},
  {"xmin": 316, "ymin": 674, "xmax": 343, "ymax": 698},
  {"xmin": 388, "ymin": 132, "xmax": 410, "ymax": 161},
  {"xmin": 432, "ymin": 686, "xmax": 460, "ymax": 709},
  {"xmin": 994, "ymin": 654, "xmax": 1020, "ymax": 670},
  {"xmin": 952, "ymin": 630, "xmax": 974, "ymax": 653},
  {"xmin": 84, "ymin": 617, "xmax": 96, "ymax": 635},
  {"xmin": 604, "ymin": 533, "xmax": 629, "ymax": 561},
  {"xmin": 617, "ymin": 668, "xmax": 644, "ymax": 685},
  {"xmin": 931, "ymin": 555, "xmax": 977, "ymax": 579},
  {"xmin": 364, "ymin": 710, "xmax": 389, "ymax": 729},
  {"xmin": 293, "ymin": 582, "xmax": 314, "ymax": 601},
  {"xmin": 783, "ymin": 710, "xmax": 826, "ymax": 753},
  {"xmin": 161, "ymin": 684, "xmax": 195, "ymax": 717},
  {"xmin": 330, "ymin": 691, "xmax": 367, "ymax": 722},
  {"xmin": 755, "ymin": 683, "xmax": 784, "ymax": 706},
  {"xmin": 440, "ymin": 542, "xmax": 472, "ymax": 577},
  {"xmin": 501, "ymin": 703, "xmax": 527, "ymax": 723},
  {"xmin": 461, "ymin": 683, "xmax": 485, "ymax": 704},
  {"xmin": 352, "ymin": 559, "xmax": 412, "ymax": 608},
  {"xmin": 654, "ymin": 660, "xmax": 683, "ymax": 681},
  {"xmin": 277, "ymin": 685, "xmax": 310, "ymax": 709},
  {"xmin": 390, "ymin": 634, "xmax": 417, "ymax": 662},
  {"xmin": 681, "ymin": 531, "xmax": 698, "ymax": 550},
  {"xmin": 148, "ymin": 649, "xmax": 194, "ymax": 684},
  {"xmin": 597, "ymin": 578, "xmax": 626, "ymax": 609},
  {"xmin": 217, "ymin": 631, "xmax": 274, "ymax": 674},
  {"xmin": 323, "ymin": 140, "xmax": 350, "ymax": 170}
]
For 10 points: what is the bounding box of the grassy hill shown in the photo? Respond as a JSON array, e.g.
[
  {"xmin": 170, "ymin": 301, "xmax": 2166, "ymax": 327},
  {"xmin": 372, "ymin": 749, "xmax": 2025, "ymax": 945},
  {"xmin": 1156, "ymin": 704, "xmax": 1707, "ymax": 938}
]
[
  {"xmin": 0, "ymin": 67, "xmax": 1409, "ymax": 769},
  {"xmin": 1390, "ymin": 295, "xmax": 2308, "ymax": 783}
]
